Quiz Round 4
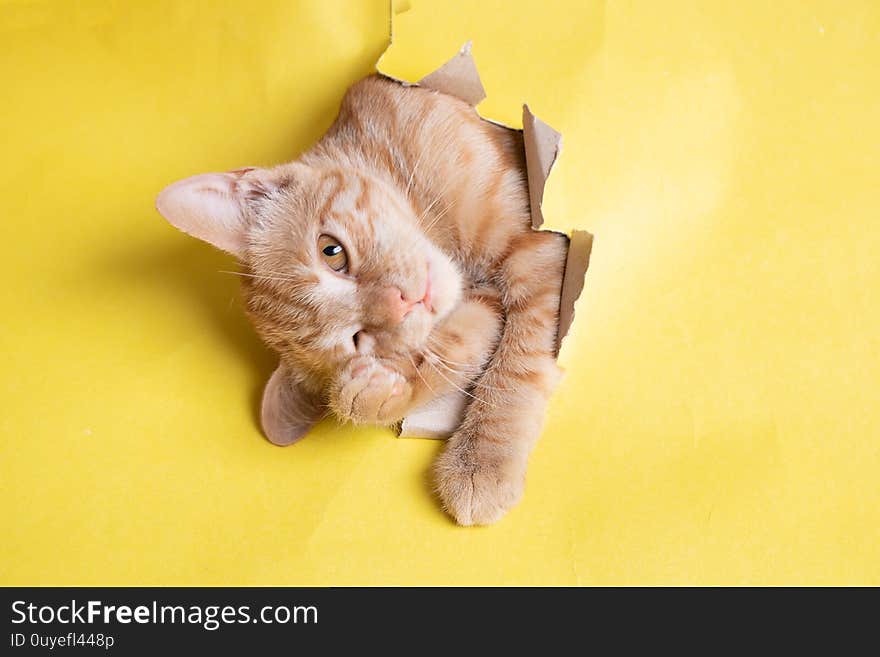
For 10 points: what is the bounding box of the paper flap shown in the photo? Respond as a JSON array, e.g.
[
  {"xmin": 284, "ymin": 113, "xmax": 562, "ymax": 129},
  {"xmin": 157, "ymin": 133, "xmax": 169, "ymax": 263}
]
[
  {"xmin": 522, "ymin": 105, "xmax": 563, "ymax": 230},
  {"xmin": 417, "ymin": 41, "xmax": 486, "ymax": 106},
  {"xmin": 556, "ymin": 230, "xmax": 593, "ymax": 353},
  {"xmin": 398, "ymin": 391, "xmax": 470, "ymax": 439}
]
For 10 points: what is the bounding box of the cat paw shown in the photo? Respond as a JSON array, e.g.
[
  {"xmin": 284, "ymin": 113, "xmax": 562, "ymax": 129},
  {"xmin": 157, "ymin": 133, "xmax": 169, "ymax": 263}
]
[
  {"xmin": 333, "ymin": 358, "xmax": 411, "ymax": 425},
  {"xmin": 433, "ymin": 446, "xmax": 525, "ymax": 526}
]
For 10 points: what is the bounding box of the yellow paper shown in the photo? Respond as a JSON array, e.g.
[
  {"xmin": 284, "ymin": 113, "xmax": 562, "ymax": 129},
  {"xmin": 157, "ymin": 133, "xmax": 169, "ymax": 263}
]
[{"xmin": 2, "ymin": 0, "xmax": 879, "ymax": 585}]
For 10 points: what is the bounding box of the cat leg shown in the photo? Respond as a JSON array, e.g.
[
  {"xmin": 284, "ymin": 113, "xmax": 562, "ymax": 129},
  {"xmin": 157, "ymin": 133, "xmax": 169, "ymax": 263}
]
[
  {"xmin": 434, "ymin": 231, "xmax": 568, "ymax": 525},
  {"xmin": 331, "ymin": 357, "xmax": 409, "ymax": 425},
  {"xmin": 408, "ymin": 295, "xmax": 502, "ymax": 409},
  {"xmin": 331, "ymin": 297, "xmax": 501, "ymax": 426}
]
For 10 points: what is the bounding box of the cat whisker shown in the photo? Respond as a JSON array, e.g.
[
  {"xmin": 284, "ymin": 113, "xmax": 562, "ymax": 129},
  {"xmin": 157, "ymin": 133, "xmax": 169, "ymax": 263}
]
[
  {"xmin": 257, "ymin": 268, "xmax": 302, "ymax": 278},
  {"xmin": 421, "ymin": 202, "xmax": 452, "ymax": 233},
  {"xmin": 407, "ymin": 354, "xmax": 436, "ymax": 395},
  {"xmin": 218, "ymin": 270, "xmax": 299, "ymax": 284},
  {"xmin": 423, "ymin": 340, "xmax": 482, "ymax": 369},
  {"xmin": 425, "ymin": 352, "xmax": 480, "ymax": 376},
  {"xmin": 425, "ymin": 352, "xmax": 479, "ymax": 378},
  {"xmin": 421, "ymin": 356, "xmax": 492, "ymax": 407},
  {"xmin": 405, "ymin": 148, "xmax": 427, "ymax": 198},
  {"xmin": 418, "ymin": 194, "xmax": 445, "ymax": 223},
  {"xmin": 232, "ymin": 261, "xmax": 303, "ymax": 280},
  {"xmin": 423, "ymin": 349, "xmax": 512, "ymax": 393},
  {"xmin": 424, "ymin": 336, "xmax": 486, "ymax": 367}
]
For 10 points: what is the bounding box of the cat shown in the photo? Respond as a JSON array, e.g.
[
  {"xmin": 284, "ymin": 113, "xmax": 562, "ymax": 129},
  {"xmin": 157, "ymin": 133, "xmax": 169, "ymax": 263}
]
[{"xmin": 156, "ymin": 74, "xmax": 568, "ymax": 525}]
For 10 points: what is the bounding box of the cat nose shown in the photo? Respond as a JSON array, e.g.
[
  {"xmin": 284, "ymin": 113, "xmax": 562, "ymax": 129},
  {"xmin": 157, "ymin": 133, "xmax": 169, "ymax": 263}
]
[{"xmin": 380, "ymin": 286, "xmax": 421, "ymax": 324}]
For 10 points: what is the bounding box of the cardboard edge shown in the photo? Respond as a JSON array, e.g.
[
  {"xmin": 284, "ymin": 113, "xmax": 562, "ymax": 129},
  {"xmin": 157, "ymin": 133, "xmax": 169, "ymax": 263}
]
[
  {"xmin": 417, "ymin": 41, "xmax": 487, "ymax": 106},
  {"xmin": 522, "ymin": 105, "xmax": 563, "ymax": 230},
  {"xmin": 377, "ymin": 40, "xmax": 487, "ymax": 109},
  {"xmin": 398, "ymin": 390, "xmax": 470, "ymax": 439},
  {"xmin": 556, "ymin": 230, "xmax": 593, "ymax": 355}
]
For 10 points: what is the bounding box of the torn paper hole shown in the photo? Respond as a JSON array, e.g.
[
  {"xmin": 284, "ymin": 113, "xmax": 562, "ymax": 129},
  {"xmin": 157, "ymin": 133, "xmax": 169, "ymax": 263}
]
[{"xmin": 376, "ymin": 43, "xmax": 594, "ymax": 439}]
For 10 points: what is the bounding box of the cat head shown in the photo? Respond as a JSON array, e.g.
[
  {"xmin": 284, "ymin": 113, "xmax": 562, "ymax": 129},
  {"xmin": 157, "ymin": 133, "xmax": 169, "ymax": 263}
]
[{"xmin": 156, "ymin": 164, "xmax": 463, "ymax": 444}]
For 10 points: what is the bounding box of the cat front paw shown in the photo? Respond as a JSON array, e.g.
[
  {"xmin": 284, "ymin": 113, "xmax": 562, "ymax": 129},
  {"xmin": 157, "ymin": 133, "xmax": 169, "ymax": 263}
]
[
  {"xmin": 433, "ymin": 442, "xmax": 526, "ymax": 526},
  {"xmin": 332, "ymin": 357, "xmax": 411, "ymax": 425}
]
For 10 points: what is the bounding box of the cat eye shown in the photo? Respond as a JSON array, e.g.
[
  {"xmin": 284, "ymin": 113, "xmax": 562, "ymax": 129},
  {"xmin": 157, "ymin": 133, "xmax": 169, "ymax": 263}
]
[{"xmin": 318, "ymin": 234, "xmax": 349, "ymax": 272}]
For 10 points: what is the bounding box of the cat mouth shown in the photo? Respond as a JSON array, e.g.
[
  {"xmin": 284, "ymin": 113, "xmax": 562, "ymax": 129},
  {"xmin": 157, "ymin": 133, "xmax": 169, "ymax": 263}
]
[
  {"xmin": 420, "ymin": 265, "xmax": 434, "ymax": 314},
  {"xmin": 418, "ymin": 252, "xmax": 463, "ymax": 326}
]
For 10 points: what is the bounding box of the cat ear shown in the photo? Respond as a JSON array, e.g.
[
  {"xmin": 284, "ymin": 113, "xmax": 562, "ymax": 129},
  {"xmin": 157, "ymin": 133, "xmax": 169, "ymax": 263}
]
[
  {"xmin": 155, "ymin": 167, "xmax": 269, "ymax": 257},
  {"xmin": 260, "ymin": 363, "xmax": 321, "ymax": 446}
]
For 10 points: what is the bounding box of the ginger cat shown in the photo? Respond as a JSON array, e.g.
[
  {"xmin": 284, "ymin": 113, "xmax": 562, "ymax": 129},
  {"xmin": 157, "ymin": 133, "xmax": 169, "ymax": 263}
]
[{"xmin": 156, "ymin": 75, "xmax": 567, "ymax": 525}]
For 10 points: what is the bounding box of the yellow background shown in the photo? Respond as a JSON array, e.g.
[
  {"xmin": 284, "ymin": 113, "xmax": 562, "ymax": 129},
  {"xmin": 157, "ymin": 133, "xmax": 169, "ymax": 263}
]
[{"xmin": 1, "ymin": 0, "xmax": 878, "ymax": 585}]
